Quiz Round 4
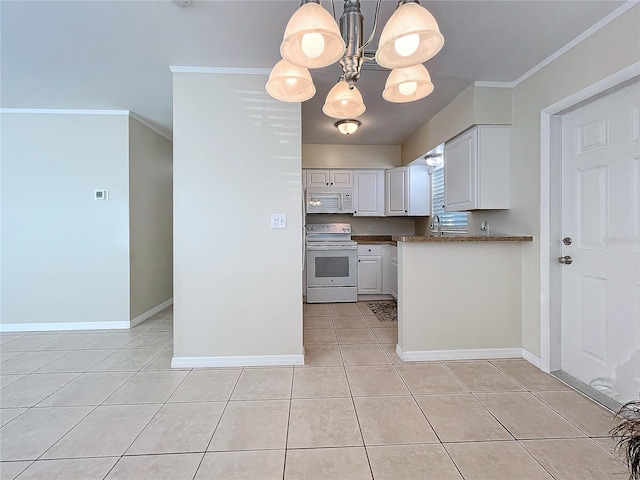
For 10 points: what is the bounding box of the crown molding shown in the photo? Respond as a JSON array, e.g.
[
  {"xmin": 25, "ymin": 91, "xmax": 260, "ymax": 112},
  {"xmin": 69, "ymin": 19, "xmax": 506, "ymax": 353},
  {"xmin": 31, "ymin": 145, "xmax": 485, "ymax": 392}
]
[
  {"xmin": 0, "ymin": 108, "xmax": 172, "ymax": 142},
  {"xmin": 0, "ymin": 108, "xmax": 129, "ymax": 115},
  {"xmin": 474, "ymin": 81, "xmax": 514, "ymax": 88},
  {"xmin": 169, "ymin": 66, "xmax": 271, "ymax": 75},
  {"xmin": 475, "ymin": 1, "xmax": 639, "ymax": 90}
]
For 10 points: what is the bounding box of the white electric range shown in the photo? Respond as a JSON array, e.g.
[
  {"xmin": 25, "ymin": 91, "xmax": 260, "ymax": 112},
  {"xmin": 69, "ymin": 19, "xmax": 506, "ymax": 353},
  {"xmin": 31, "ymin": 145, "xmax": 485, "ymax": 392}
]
[{"xmin": 305, "ymin": 223, "xmax": 358, "ymax": 303}]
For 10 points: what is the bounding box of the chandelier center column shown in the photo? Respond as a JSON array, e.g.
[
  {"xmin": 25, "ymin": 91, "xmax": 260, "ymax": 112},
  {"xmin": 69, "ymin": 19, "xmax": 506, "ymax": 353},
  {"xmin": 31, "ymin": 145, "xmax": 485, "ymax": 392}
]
[{"xmin": 339, "ymin": 0, "xmax": 364, "ymax": 85}]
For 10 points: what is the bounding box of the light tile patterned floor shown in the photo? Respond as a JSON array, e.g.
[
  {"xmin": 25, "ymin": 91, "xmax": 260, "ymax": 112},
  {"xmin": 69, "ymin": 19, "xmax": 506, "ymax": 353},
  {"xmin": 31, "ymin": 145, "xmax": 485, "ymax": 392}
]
[{"xmin": 0, "ymin": 303, "xmax": 627, "ymax": 479}]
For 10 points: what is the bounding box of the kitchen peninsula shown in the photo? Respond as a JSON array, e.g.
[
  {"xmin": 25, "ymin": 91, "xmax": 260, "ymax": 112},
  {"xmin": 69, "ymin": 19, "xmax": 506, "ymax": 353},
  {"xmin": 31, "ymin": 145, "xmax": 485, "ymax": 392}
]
[{"xmin": 392, "ymin": 233, "xmax": 534, "ymax": 362}]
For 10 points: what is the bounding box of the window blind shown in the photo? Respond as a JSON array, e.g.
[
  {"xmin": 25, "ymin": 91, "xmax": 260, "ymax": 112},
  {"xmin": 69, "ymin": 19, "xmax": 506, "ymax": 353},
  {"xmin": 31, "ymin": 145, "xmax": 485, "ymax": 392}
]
[{"xmin": 431, "ymin": 165, "xmax": 468, "ymax": 232}]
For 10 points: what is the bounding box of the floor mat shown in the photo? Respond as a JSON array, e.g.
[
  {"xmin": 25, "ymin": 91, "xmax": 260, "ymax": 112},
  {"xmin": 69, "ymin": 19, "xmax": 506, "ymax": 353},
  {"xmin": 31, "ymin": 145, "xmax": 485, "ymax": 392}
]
[{"xmin": 367, "ymin": 301, "xmax": 397, "ymax": 323}]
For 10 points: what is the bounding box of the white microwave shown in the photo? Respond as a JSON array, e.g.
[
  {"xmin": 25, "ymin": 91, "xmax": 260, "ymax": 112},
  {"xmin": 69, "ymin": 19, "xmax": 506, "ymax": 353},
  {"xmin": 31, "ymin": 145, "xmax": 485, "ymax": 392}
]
[{"xmin": 306, "ymin": 187, "xmax": 354, "ymax": 214}]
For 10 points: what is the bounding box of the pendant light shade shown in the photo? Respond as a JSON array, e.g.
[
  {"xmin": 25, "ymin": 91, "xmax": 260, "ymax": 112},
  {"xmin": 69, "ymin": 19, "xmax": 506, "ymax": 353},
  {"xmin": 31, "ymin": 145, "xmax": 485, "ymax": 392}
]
[
  {"xmin": 265, "ymin": 0, "xmax": 445, "ymax": 134},
  {"xmin": 265, "ymin": 59, "xmax": 316, "ymax": 102},
  {"xmin": 383, "ymin": 64, "xmax": 434, "ymax": 103},
  {"xmin": 375, "ymin": 2, "xmax": 444, "ymax": 69},
  {"xmin": 335, "ymin": 119, "xmax": 361, "ymax": 135},
  {"xmin": 280, "ymin": 2, "xmax": 346, "ymax": 69},
  {"xmin": 322, "ymin": 81, "xmax": 366, "ymax": 119}
]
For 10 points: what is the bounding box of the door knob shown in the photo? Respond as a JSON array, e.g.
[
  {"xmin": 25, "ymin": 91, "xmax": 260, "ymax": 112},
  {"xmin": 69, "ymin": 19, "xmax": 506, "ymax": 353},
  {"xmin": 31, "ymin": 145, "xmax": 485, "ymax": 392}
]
[{"xmin": 558, "ymin": 255, "xmax": 573, "ymax": 265}]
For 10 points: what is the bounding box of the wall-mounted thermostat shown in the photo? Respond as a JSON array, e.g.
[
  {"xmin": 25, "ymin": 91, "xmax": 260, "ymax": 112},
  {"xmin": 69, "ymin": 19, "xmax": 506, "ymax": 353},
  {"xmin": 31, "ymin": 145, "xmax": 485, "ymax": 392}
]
[{"xmin": 94, "ymin": 190, "xmax": 108, "ymax": 200}]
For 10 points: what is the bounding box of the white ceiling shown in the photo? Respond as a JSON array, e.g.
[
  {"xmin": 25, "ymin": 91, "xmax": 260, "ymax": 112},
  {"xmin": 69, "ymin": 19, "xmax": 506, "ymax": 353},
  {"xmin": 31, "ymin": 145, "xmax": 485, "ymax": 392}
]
[{"xmin": 0, "ymin": 0, "xmax": 626, "ymax": 145}]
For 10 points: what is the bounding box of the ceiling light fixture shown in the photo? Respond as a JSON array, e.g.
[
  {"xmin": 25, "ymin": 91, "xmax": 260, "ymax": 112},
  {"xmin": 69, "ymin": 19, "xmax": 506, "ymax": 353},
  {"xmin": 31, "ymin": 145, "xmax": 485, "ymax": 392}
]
[
  {"xmin": 266, "ymin": 0, "xmax": 444, "ymax": 132},
  {"xmin": 335, "ymin": 119, "xmax": 361, "ymax": 135}
]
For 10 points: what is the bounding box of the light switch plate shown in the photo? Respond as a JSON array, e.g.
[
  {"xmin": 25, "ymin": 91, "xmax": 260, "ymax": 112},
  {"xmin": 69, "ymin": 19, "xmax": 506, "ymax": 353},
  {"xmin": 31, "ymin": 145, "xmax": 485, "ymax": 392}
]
[{"xmin": 271, "ymin": 213, "xmax": 287, "ymax": 229}]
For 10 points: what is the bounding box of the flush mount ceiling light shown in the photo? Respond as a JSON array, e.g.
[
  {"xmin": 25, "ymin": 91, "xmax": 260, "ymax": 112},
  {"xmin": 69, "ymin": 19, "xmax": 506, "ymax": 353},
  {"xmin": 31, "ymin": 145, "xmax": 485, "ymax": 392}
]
[
  {"xmin": 335, "ymin": 119, "xmax": 361, "ymax": 135},
  {"xmin": 266, "ymin": 0, "xmax": 444, "ymax": 131}
]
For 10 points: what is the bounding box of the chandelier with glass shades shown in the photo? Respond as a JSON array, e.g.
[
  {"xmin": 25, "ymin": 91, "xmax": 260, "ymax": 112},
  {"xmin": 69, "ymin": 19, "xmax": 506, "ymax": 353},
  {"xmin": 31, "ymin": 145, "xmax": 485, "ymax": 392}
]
[{"xmin": 266, "ymin": 0, "xmax": 444, "ymax": 135}]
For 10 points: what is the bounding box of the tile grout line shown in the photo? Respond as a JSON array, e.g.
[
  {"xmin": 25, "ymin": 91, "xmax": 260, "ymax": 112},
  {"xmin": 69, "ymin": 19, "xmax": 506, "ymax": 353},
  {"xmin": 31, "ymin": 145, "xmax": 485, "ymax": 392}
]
[
  {"xmin": 117, "ymin": 366, "xmax": 194, "ymax": 459},
  {"xmin": 529, "ymin": 392, "xmax": 620, "ymax": 444},
  {"xmin": 9, "ymin": 315, "xmax": 170, "ymax": 466},
  {"xmin": 196, "ymin": 367, "xmax": 244, "ymax": 460},
  {"xmin": 334, "ymin": 308, "xmax": 375, "ymax": 480},
  {"xmin": 282, "ymin": 362, "xmax": 296, "ymax": 480},
  {"xmin": 32, "ymin": 327, "xmax": 160, "ymax": 463},
  {"xmin": 387, "ymin": 350, "xmax": 469, "ymax": 479},
  {"xmin": 193, "ymin": 366, "xmax": 245, "ymax": 478}
]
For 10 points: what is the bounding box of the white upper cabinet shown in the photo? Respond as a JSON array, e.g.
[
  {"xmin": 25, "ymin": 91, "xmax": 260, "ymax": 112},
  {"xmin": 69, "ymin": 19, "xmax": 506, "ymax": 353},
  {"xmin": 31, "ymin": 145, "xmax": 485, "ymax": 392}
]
[
  {"xmin": 353, "ymin": 169, "xmax": 384, "ymax": 217},
  {"xmin": 385, "ymin": 165, "xmax": 430, "ymax": 216},
  {"xmin": 306, "ymin": 169, "xmax": 353, "ymax": 188},
  {"xmin": 444, "ymin": 126, "xmax": 510, "ymax": 211}
]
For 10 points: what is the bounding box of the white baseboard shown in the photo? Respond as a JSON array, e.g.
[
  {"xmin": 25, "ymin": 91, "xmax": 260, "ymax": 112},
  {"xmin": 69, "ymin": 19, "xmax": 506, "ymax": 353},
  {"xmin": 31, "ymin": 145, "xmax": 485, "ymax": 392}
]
[
  {"xmin": 130, "ymin": 298, "xmax": 173, "ymax": 327},
  {"xmin": 171, "ymin": 354, "xmax": 305, "ymax": 368},
  {"xmin": 521, "ymin": 349, "xmax": 541, "ymax": 368},
  {"xmin": 357, "ymin": 294, "xmax": 394, "ymax": 301},
  {"xmin": 396, "ymin": 345, "xmax": 523, "ymax": 362},
  {"xmin": 0, "ymin": 321, "xmax": 130, "ymax": 333}
]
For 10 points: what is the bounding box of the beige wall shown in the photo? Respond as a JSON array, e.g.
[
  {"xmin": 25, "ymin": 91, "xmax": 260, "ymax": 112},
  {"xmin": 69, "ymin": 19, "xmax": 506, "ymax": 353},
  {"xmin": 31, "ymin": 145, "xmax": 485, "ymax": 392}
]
[
  {"xmin": 398, "ymin": 242, "xmax": 522, "ymax": 352},
  {"xmin": 172, "ymin": 72, "xmax": 303, "ymax": 361},
  {"xmin": 501, "ymin": 5, "xmax": 640, "ymax": 356},
  {"xmin": 401, "ymin": 86, "xmax": 512, "ymax": 165},
  {"xmin": 306, "ymin": 214, "xmax": 415, "ymax": 235},
  {"xmin": 129, "ymin": 117, "xmax": 173, "ymax": 320},
  {"xmin": 401, "ymin": 5, "xmax": 640, "ymax": 357},
  {"xmin": 1, "ymin": 112, "xmax": 130, "ymax": 327},
  {"xmin": 303, "ymin": 144, "xmax": 401, "ymax": 169}
]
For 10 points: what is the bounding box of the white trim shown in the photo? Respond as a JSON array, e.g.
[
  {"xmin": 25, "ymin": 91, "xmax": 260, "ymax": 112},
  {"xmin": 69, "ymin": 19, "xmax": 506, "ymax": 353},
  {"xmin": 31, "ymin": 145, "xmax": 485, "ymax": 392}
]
[
  {"xmin": 130, "ymin": 298, "xmax": 173, "ymax": 328},
  {"xmin": 396, "ymin": 345, "xmax": 523, "ymax": 362},
  {"xmin": 540, "ymin": 109, "xmax": 553, "ymax": 374},
  {"xmin": 129, "ymin": 113, "xmax": 173, "ymax": 142},
  {"xmin": 539, "ymin": 61, "xmax": 640, "ymax": 375},
  {"xmin": 0, "ymin": 108, "xmax": 129, "ymax": 116},
  {"xmin": 171, "ymin": 354, "xmax": 305, "ymax": 368},
  {"xmin": 474, "ymin": 1, "xmax": 639, "ymax": 90},
  {"xmin": 541, "ymin": 62, "xmax": 640, "ymax": 116},
  {"xmin": 169, "ymin": 66, "xmax": 271, "ymax": 75},
  {"xmin": 0, "ymin": 321, "xmax": 130, "ymax": 332},
  {"xmin": 522, "ymin": 349, "xmax": 542, "ymax": 368},
  {"xmin": 0, "ymin": 109, "xmax": 172, "ymax": 142},
  {"xmin": 511, "ymin": 1, "xmax": 639, "ymax": 88},
  {"xmin": 474, "ymin": 81, "xmax": 513, "ymax": 88}
]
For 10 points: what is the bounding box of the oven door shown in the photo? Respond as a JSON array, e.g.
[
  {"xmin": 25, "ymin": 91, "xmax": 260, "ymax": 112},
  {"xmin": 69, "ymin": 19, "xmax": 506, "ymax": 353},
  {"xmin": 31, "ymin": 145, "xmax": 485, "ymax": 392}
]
[{"xmin": 306, "ymin": 245, "xmax": 357, "ymax": 287}]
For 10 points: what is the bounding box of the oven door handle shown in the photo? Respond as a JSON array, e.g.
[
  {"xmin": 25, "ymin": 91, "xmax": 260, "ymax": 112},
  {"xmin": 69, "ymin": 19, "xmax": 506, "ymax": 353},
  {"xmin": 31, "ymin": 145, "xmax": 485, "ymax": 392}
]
[{"xmin": 306, "ymin": 245, "xmax": 357, "ymax": 251}]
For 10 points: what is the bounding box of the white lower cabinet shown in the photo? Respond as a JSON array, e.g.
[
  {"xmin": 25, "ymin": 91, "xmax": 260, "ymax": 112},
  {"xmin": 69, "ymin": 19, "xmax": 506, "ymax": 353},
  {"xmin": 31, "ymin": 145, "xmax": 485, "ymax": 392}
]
[
  {"xmin": 390, "ymin": 245, "xmax": 398, "ymax": 300},
  {"xmin": 357, "ymin": 245, "xmax": 382, "ymax": 294},
  {"xmin": 358, "ymin": 243, "xmax": 397, "ymax": 298}
]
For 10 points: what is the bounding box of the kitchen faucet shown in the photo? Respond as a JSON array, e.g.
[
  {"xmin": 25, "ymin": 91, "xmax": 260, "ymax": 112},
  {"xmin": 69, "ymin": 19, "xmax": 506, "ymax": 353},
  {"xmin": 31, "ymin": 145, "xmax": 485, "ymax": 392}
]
[{"xmin": 432, "ymin": 214, "xmax": 442, "ymax": 235}]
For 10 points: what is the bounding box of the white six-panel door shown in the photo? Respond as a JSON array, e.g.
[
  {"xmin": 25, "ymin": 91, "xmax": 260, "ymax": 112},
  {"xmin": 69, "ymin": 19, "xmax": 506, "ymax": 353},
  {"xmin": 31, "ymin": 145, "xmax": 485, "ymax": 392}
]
[{"xmin": 561, "ymin": 81, "xmax": 640, "ymax": 403}]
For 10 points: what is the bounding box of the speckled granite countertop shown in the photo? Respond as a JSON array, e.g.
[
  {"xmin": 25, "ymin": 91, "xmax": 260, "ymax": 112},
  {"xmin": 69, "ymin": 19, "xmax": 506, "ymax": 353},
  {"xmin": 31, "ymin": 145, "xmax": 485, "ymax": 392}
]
[
  {"xmin": 392, "ymin": 234, "xmax": 534, "ymax": 242},
  {"xmin": 351, "ymin": 235, "xmax": 397, "ymax": 245}
]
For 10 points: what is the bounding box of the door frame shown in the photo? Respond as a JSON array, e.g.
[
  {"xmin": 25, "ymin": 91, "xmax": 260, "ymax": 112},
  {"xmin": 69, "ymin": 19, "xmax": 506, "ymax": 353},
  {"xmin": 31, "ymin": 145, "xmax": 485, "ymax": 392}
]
[{"xmin": 539, "ymin": 61, "xmax": 640, "ymax": 374}]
